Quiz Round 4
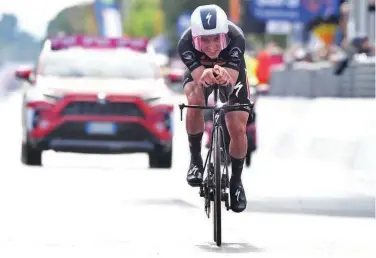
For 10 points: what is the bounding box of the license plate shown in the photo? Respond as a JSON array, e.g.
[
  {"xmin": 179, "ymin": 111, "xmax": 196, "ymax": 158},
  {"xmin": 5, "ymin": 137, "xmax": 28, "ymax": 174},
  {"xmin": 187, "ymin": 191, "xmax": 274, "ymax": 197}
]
[{"xmin": 85, "ymin": 122, "xmax": 117, "ymax": 135}]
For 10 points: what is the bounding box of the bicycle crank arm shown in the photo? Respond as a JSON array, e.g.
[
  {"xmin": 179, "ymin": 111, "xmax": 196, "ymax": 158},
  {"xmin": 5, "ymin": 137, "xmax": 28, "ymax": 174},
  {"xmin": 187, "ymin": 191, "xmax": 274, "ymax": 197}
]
[{"xmin": 205, "ymin": 198, "xmax": 211, "ymax": 218}]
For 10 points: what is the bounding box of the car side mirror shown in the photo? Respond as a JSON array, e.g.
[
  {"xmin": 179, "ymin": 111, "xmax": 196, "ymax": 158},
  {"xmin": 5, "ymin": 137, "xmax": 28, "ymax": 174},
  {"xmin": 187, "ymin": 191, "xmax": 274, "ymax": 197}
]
[{"xmin": 15, "ymin": 67, "xmax": 35, "ymax": 85}]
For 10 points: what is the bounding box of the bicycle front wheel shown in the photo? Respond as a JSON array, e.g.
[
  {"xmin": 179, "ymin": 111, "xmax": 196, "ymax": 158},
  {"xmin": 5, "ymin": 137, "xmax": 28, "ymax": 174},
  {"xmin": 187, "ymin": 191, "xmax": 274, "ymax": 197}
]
[{"xmin": 213, "ymin": 127, "xmax": 222, "ymax": 246}]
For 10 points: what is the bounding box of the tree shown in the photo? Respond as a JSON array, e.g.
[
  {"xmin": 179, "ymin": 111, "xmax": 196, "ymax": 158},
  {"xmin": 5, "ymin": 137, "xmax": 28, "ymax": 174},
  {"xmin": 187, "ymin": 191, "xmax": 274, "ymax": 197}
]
[
  {"xmin": 0, "ymin": 14, "xmax": 18, "ymax": 43},
  {"xmin": 46, "ymin": 4, "xmax": 95, "ymax": 37},
  {"xmin": 123, "ymin": 0, "xmax": 164, "ymax": 38},
  {"xmin": 0, "ymin": 14, "xmax": 41, "ymax": 63}
]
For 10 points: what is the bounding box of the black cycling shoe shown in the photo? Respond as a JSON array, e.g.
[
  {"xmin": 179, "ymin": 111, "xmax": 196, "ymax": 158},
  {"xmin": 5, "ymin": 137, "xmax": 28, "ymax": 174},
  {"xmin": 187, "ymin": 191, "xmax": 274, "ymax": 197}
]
[
  {"xmin": 230, "ymin": 177, "xmax": 247, "ymax": 213},
  {"xmin": 187, "ymin": 158, "xmax": 204, "ymax": 187}
]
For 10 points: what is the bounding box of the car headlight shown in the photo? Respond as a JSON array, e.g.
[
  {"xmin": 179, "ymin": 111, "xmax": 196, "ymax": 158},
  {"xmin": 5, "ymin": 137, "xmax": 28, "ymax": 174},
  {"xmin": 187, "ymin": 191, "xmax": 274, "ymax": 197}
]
[{"xmin": 26, "ymin": 108, "xmax": 40, "ymax": 131}]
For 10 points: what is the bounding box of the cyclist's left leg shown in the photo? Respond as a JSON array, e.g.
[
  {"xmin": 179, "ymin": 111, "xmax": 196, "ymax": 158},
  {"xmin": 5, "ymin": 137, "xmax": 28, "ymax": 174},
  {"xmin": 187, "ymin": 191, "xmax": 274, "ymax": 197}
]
[{"xmin": 224, "ymin": 78, "xmax": 251, "ymax": 213}]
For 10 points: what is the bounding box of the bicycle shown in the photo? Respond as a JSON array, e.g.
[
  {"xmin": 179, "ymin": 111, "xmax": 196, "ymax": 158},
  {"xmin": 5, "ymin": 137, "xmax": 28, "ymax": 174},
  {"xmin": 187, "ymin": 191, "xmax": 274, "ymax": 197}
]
[{"xmin": 179, "ymin": 84, "xmax": 254, "ymax": 247}]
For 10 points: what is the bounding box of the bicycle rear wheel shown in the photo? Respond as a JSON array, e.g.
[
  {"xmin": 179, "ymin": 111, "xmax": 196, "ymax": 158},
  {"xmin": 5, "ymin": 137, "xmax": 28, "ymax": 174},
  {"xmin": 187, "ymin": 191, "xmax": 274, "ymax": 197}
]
[{"xmin": 213, "ymin": 127, "xmax": 222, "ymax": 246}]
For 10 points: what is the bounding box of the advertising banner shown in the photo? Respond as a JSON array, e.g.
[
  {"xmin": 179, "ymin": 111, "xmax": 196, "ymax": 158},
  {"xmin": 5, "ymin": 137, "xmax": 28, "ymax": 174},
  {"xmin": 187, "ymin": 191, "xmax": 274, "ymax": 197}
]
[
  {"xmin": 248, "ymin": 0, "xmax": 340, "ymax": 23},
  {"xmin": 94, "ymin": 0, "xmax": 123, "ymax": 37}
]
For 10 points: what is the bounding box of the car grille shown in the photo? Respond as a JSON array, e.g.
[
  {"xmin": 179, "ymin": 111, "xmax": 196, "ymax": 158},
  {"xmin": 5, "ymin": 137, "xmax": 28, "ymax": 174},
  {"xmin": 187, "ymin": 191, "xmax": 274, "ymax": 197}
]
[
  {"xmin": 48, "ymin": 122, "xmax": 155, "ymax": 142},
  {"xmin": 61, "ymin": 101, "xmax": 145, "ymax": 118}
]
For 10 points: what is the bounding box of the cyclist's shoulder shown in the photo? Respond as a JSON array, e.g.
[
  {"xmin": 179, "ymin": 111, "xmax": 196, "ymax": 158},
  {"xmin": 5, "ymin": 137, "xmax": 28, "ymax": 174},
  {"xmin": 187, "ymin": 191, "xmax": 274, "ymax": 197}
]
[
  {"xmin": 177, "ymin": 28, "xmax": 195, "ymax": 53},
  {"xmin": 178, "ymin": 27, "xmax": 193, "ymax": 44},
  {"xmin": 226, "ymin": 21, "xmax": 246, "ymax": 53},
  {"xmin": 227, "ymin": 21, "xmax": 245, "ymax": 40}
]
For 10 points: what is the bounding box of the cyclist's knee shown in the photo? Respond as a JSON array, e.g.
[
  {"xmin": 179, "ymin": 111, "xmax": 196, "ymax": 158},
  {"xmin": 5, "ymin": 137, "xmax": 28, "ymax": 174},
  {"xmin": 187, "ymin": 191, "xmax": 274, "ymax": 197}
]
[
  {"xmin": 184, "ymin": 82, "xmax": 205, "ymax": 105},
  {"xmin": 226, "ymin": 112, "xmax": 248, "ymax": 137}
]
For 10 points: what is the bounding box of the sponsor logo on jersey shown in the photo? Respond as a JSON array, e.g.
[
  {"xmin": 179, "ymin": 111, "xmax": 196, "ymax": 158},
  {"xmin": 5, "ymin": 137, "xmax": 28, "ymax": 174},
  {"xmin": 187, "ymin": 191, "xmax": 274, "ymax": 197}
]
[{"xmin": 182, "ymin": 51, "xmax": 195, "ymax": 61}]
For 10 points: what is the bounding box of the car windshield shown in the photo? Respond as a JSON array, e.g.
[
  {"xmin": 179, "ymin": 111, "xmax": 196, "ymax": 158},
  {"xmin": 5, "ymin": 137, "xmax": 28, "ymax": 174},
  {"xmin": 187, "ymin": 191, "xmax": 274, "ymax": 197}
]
[{"xmin": 38, "ymin": 49, "xmax": 158, "ymax": 79}]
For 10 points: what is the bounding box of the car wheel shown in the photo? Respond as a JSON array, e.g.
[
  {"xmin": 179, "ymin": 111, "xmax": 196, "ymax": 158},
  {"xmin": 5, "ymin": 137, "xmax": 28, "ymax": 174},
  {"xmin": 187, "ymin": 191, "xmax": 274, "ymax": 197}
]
[
  {"xmin": 149, "ymin": 145, "xmax": 172, "ymax": 169},
  {"xmin": 21, "ymin": 142, "xmax": 42, "ymax": 166}
]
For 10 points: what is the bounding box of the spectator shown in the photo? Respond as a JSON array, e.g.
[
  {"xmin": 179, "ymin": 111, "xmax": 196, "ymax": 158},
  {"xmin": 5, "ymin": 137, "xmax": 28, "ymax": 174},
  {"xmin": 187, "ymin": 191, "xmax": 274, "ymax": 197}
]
[
  {"xmin": 352, "ymin": 36, "xmax": 375, "ymax": 56},
  {"xmin": 335, "ymin": 1, "xmax": 350, "ymax": 46},
  {"xmin": 255, "ymin": 42, "xmax": 283, "ymax": 85},
  {"xmin": 293, "ymin": 47, "xmax": 313, "ymax": 62}
]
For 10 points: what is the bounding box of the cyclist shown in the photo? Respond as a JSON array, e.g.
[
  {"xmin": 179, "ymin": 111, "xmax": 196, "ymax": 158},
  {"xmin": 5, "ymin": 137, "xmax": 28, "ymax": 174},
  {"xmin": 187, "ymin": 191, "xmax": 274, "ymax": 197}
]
[{"xmin": 177, "ymin": 4, "xmax": 251, "ymax": 213}]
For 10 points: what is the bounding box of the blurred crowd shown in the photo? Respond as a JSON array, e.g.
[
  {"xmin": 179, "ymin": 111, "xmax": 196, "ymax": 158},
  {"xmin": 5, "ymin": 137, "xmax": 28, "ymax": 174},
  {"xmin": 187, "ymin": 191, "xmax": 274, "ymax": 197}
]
[
  {"xmin": 167, "ymin": 0, "xmax": 375, "ymax": 89},
  {"xmin": 284, "ymin": 1, "xmax": 375, "ymax": 64},
  {"xmin": 1, "ymin": 0, "xmax": 375, "ymax": 95},
  {"xmin": 167, "ymin": 34, "xmax": 374, "ymax": 91}
]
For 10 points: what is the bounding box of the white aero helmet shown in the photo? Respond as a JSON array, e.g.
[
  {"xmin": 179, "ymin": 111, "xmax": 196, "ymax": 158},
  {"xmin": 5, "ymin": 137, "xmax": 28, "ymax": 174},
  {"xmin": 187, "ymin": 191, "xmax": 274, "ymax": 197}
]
[{"xmin": 190, "ymin": 4, "xmax": 229, "ymax": 51}]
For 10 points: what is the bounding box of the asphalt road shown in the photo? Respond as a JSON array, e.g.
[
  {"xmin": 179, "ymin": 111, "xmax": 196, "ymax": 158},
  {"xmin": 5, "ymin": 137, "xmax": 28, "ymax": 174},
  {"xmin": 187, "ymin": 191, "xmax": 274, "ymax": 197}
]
[{"xmin": 0, "ymin": 92, "xmax": 375, "ymax": 258}]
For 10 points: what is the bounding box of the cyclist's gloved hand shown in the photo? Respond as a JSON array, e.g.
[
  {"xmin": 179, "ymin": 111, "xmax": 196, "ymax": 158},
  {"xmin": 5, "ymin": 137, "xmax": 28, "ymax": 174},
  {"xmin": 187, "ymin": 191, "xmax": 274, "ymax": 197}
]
[
  {"xmin": 213, "ymin": 65, "xmax": 231, "ymax": 85},
  {"xmin": 213, "ymin": 65, "xmax": 232, "ymax": 103},
  {"xmin": 199, "ymin": 68, "xmax": 217, "ymax": 87}
]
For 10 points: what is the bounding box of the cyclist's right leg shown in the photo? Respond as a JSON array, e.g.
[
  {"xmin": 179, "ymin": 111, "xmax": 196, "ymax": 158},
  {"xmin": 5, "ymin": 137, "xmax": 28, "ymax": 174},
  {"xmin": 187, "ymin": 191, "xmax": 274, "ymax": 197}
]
[{"xmin": 183, "ymin": 72, "xmax": 207, "ymax": 187}]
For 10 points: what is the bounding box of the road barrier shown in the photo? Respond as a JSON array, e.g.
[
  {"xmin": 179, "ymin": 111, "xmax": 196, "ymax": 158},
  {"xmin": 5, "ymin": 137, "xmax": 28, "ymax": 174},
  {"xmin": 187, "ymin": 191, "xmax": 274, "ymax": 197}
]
[{"xmin": 269, "ymin": 58, "xmax": 375, "ymax": 98}]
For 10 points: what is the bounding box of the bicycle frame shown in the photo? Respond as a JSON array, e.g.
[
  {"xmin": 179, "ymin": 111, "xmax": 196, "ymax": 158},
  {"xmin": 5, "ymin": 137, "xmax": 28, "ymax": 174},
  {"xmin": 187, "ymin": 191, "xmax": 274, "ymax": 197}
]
[
  {"xmin": 179, "ymin": 84, "xmax": 254, "ymax": 247},
  {"xmin": 201, "ymin": 91, "xmax": 231, "ymax": 216},
  {"xmin": 202, "ymin": 88, "xmax": 230, "ymax": 200},
  {"xmin": 178, "ymin": 85, "xmax": 253, "ymax": 209}
]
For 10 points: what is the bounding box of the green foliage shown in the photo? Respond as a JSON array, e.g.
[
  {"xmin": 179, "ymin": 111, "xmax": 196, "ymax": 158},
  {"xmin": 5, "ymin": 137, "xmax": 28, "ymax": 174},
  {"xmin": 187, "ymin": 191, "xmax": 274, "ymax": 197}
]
[
  {"xmin": 46, "ymin": 4, "xmax": 90, "ymax": 37},
  {"xmin": 46, "ymin": 0, "xmax": 164, "ymax": 39},
  {"xmin": 46, "ymin": 9, "xmax": 74, "ymax": 36},
  {"xmin": 124, "ymin": 0, "xmax": 164, "ymax": 38}
]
